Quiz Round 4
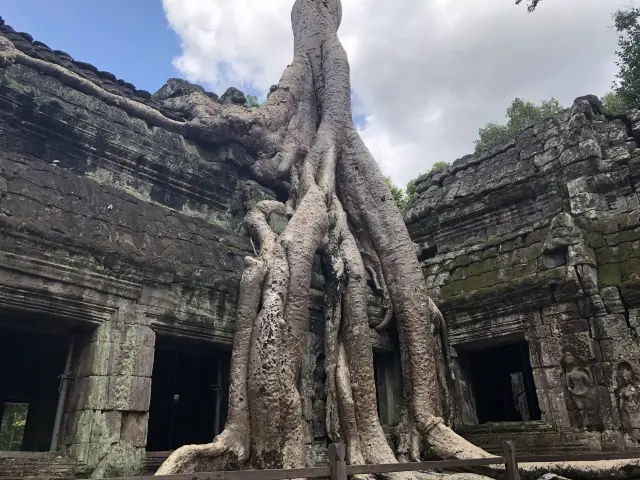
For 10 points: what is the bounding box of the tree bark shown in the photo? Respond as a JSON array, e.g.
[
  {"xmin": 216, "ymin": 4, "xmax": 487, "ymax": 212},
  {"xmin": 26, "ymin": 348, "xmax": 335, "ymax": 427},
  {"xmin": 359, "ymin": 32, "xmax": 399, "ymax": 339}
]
[{"xmin": 155, "ymin": 0, "xmax": 492, "ymax": 475}]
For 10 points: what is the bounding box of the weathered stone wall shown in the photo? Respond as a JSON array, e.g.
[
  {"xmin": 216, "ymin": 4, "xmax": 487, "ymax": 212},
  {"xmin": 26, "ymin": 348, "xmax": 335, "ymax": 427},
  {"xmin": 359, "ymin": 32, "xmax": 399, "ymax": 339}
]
[
  {"xmin": 406, "ymin": 95, "xmax": 640, "ymax": 454},
  {"xmin": 0, "ymin": 23, "xmax": 252, "ymax": 476}
]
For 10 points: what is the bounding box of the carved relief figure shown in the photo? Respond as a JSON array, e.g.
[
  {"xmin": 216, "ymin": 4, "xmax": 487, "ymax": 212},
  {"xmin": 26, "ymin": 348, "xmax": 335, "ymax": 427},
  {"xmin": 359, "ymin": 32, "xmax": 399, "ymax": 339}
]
[
  {"xmin": 561, "ymin": 346, "xmax": 603, "ymax": 430},
  {"xmin": 616, "ymin": 361, "xmax": 640, "ymax": 441}
]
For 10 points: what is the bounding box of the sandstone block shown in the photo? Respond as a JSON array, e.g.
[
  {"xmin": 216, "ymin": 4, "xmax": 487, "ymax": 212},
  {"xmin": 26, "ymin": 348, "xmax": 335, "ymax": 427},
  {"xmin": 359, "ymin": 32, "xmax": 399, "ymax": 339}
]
[
  {"xmin": 75, "ymin": 340, "xmax": 110, "ymax": 377},
  {"xmin": 90, "ymin": 410, "xmax": 122, "ymax": 444},
  {"xmin": 593, "ymin": 314, "xmax": 629, "ymax": 340},
  {"xmin": 598, "ymin": 263, "xmax": 622, "ymax": 287},
  {"xmin": 543, "ymin": 367, "xmax": 564, "ymax": 389},
  {"xmin": 90, "ymin": 443, "xmax": 145, "ymax": 478},
  {"xmin": 107, "ymin": 375, "xmax": 152, "ymax": 412},
  {"xmin": 600, "ymin": 286, "xmax": 626, "ymax": 314},
  {"xmin": 109, "ymin": 343, "xmax": 154, "ymax": 378},
  {"xmin": 91, "ymin": 323, "xmax": 155, "ymax": 347},
  {"xmin": 120, "ymin": 412, "xmax": 149, "ymax": 447},
  {"xmin": 68, "ymin": 376, "xmax": 110, "ymax": 412},
  {"xmin": 68, "ymin": 442, "xmax": 112, "ymax": 467}
]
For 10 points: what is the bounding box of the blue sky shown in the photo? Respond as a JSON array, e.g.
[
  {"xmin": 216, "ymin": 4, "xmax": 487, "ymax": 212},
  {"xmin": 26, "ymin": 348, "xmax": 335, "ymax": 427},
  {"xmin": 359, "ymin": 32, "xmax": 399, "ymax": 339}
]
[{"xmin": 2, "ymin": 1, "xmax": 181, "ymax": 94}]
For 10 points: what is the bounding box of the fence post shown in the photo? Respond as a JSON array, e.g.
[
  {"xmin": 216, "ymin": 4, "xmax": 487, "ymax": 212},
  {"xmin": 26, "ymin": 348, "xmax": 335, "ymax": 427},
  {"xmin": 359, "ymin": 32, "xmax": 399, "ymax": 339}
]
[
  {"xmin": 328, "ymin": 443, "xmax": 347, "ymax": 480},
  {"xmin": 502, "ymin": 440, "xmax": 520, "ymax": 480}
]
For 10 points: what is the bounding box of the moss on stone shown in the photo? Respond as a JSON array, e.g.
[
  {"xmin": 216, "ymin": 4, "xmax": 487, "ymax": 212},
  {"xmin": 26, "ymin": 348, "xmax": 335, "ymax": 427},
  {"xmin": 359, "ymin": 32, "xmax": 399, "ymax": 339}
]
[
  {"xmin": 466, "ymin": 261, "xmax": 485, "ymax": 277},
  {"xmin": 584, "ymin": 232, "xmax": 607, "ymax": 249},
  {"xmin": 597, "ymin": 246, "xmax": 623, "ymax": 265},
  {"xmin": 621, "ymin": 258, "xmax": 640, "ymax": 282},
  {"xmin": 450, "ymin": 267, "xmax": 467, "ymax": 282},
  {"xmin": 510, "ymin": 262, "xmax": 538, "ymax": 279},
  {"xmin": 439, "ymin": 279, "xmax": 467, "ymax": 299},
  {"xmin": 447, "ymin": 256, "xmax": 468, "ymax": 270},
  {"xmin": 2, "ymin": 73, "xmax": 34, "ymax": 96},
  {"xmin": 620, "ymin": 227, "xmax": 640, "ymax": 243},
  {"xmin": 524, "ymin": 227, "xmax": 549, "ymax": 246},
  {"xmin": 598, "ymin": 263, "xmax": 623, "ymax": 287}
]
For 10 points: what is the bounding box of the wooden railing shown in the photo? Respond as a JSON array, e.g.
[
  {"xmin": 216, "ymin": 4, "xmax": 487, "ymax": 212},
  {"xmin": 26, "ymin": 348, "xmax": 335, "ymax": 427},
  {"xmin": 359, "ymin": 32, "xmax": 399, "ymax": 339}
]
[{"xmin": 103, "ymin": 441, "xmax": 640, "ymax": 480}]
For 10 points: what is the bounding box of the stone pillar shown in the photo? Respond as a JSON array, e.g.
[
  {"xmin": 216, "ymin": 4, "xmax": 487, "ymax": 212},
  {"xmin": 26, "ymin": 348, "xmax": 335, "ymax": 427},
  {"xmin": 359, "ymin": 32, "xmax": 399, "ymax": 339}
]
[
  {"xmin": 62, "ymin": 306, "xmax": 154, "ymax": 477},
  {"xmin": 450, "ymin": 350, "xmax": 479, "ymax": 428}
]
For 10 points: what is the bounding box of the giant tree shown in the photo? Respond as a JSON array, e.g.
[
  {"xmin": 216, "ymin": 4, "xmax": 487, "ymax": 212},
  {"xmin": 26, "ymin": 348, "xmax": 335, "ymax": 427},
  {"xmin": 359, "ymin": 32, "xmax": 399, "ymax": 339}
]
[
  {"xmin": 0, "ymin": 2, "xmax": 484, "ymax": 472},
  {"xmin": 144, "ymin": 1, "xmax": 632, "ymax": 477},
  {"xmin": 152, "ymin": 0, "xmax": 492, "ymax": 474}
]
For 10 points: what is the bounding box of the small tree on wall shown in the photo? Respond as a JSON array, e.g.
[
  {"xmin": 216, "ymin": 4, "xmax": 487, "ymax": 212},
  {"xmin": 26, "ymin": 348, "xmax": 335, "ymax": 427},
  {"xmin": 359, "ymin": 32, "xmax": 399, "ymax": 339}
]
[{"xmin": 475, "ymin": 98, "xmax": 563, "ymax": 153}]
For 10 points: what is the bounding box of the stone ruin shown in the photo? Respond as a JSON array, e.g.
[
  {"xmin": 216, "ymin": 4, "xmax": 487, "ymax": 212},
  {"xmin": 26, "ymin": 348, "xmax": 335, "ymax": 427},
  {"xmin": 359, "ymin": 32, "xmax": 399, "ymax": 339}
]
[
  {"xmin": 0, "ymin": 15, "xmax": 639, "ymax": 480},
  {"xmin": 406, "ymin": 94, "xmax": 640, "ymax": 455}
]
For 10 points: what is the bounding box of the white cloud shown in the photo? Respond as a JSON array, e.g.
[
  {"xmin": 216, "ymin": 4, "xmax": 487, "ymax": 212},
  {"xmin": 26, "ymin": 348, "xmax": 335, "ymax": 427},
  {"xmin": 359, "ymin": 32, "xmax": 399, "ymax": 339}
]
[{"xmin": 163, "ymin": 0, "xmax": 634, "ymax": 188}]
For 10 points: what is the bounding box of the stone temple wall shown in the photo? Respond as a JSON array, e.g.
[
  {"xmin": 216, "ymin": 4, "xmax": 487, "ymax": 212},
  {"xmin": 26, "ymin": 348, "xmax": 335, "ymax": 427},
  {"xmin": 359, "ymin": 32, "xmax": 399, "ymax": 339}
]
[
  {"xmin": 0, "ymin": 20, "xmax": 251, "ymax": 478},
  {"xmin": 406, "ymin": 96, "xmax": 640, "ymax": 454},
  {"xmin": 0, "ymin": 19, "xmax": 397, "ymax": 478}
]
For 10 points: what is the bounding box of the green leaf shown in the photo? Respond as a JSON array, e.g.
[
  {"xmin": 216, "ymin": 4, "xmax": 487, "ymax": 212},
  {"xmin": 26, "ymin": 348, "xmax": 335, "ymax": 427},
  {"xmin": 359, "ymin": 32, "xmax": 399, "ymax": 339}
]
[
  {"xmin": 245, "ymin": 94, "xmax": 262, "ymax": 108},
  {"xmin": 612, "ymin": 7, "xmax": 640, "ymax": 107},
  {"xmin": 384, "ymin": 176, "xmax": 408, "ymax": 212}
]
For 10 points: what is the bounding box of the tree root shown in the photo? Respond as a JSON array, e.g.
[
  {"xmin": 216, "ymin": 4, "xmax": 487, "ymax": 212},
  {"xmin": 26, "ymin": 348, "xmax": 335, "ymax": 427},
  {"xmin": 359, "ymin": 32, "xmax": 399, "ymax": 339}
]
[{"xmin": 155, "ymin": 428, "xmax": 250, "ymax": 475}]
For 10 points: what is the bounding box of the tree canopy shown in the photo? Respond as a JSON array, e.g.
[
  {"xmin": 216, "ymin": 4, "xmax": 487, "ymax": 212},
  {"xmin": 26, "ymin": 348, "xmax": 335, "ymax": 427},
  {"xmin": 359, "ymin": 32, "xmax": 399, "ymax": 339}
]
[
  {"xmin": 515, "ymin": 0, "xmax": 542, "ymax": 12},
  {"xmin": 613, "ymin": 7, "xmax": 640, "ymax": 108},
  {"xmin": 384, "ymin": 177, "xmax": 408, "ymax": 212},
  {"xmin": 602, "ymin": 91, "xmax": 629, "ymax": 114},
  {"xmin": 389, "ymin": 161, "xmax": 451, "ymax": 212},
  {"xmin": 245, "ymin": 94, "xmax": 262, "ymax": 108},
  {"xmin": 474, "ymin": 97, "xmax": 563, "ymax": 153}
]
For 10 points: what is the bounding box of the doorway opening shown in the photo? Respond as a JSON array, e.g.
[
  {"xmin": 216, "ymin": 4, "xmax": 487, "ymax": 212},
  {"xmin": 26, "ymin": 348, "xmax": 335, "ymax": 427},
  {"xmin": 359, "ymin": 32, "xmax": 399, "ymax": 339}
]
[
  {"xmin": 146, "ymin": 339, "xmax": 230, "ymax": 451},
  {"xmin": 0, "ymin": 325, "xmax": 69, "ymax": 451},
  {"xmin": 460, "ymin": 341, "xmax": 541, "ymax": 424},
  {"xmin": 373, "ymin": 351, "xmax": 402, "ymax": 427}
]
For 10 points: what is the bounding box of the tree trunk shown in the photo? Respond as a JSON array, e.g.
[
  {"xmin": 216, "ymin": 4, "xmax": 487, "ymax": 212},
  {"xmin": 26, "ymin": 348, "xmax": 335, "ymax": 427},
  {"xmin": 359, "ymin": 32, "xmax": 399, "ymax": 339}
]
[{"xmin": 155, "ymin": 0, "xmax": 493, "ymax": 475}]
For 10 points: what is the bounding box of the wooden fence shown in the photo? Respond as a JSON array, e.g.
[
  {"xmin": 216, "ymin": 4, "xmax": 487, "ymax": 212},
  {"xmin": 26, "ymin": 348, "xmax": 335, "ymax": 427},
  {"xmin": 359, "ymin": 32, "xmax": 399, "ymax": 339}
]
[{"xmin": 104, "ymin": 441, "xmax": 640, "ymax": 480}]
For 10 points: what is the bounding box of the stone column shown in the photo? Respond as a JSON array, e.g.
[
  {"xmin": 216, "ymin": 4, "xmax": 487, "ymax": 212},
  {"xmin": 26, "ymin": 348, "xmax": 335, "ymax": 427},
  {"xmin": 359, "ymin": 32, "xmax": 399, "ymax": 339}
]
[{"xmin": 62, "ymin": 306, "xmax": 155, "ymax": 477}]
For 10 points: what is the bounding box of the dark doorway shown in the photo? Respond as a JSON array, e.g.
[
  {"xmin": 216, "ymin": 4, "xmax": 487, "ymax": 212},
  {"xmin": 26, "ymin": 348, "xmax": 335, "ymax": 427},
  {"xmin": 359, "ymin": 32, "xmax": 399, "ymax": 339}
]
[
  {"xmin": 373, "ymin": 353, "xmax": 386, "ymax": 424},
  {"xmin": 461, "ymin": 341, "xmax": 541, "ymax": 424},
  {"xmin": 0, "ymin": 325, "xmax": 69, "ymax": 451},
  {"xmin": 147, "ymin": 341, "xmax": 230, "ymax": 451},
  {"xmin": 373, "ymin": 351, "xmax": 402, "ymax": 427}
]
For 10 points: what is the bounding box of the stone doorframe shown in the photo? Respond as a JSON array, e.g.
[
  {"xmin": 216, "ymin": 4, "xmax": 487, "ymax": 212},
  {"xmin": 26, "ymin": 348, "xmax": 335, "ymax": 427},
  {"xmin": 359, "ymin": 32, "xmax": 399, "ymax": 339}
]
[{"xmin": 0, "ymin": 237, "xmax": 155, "ymax": 478}]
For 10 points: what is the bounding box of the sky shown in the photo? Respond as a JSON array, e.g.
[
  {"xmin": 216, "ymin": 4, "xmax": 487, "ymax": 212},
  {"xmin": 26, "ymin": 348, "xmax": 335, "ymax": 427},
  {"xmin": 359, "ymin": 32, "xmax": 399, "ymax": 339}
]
[{"xmin": 2, "ymin": 0, "xmax": 635, "ymax": 187}]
